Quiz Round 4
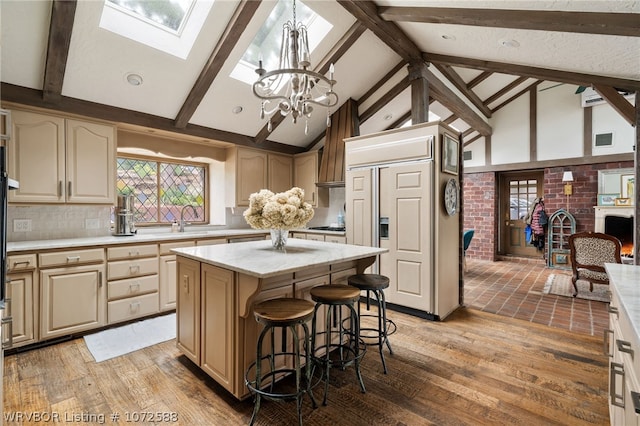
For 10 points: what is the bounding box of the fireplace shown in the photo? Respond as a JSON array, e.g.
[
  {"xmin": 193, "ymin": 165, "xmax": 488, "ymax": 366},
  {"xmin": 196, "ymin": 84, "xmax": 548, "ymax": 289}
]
[{"xmin": 594, "ymin": 206, "xmax": 634, "ymax": 262}]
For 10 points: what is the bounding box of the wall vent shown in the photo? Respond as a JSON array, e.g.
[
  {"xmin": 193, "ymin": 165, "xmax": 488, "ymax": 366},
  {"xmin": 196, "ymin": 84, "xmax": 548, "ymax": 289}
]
[{"xmin": 463, "ymin": 150, "xmax": 472, "ymax": 161}]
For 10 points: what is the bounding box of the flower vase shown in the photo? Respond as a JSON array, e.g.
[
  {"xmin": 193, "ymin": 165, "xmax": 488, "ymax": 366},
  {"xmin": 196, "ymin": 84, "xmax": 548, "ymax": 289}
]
[{"xmin": 270, "ymin": 229, "xmax": 289, "ymax": 251}]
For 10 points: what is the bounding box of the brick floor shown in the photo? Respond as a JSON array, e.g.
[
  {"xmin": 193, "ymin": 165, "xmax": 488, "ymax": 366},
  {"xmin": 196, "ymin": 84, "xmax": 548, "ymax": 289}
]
[{"xmin": 463, "ymin": 258, "xmax": 609, "ymax": 337}]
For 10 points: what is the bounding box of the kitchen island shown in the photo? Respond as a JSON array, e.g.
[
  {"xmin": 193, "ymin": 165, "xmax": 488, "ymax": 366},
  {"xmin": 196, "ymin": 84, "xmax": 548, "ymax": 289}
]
[{"xmin": 172, "ymin": 238, "xmax": 387, "ymax": 399}]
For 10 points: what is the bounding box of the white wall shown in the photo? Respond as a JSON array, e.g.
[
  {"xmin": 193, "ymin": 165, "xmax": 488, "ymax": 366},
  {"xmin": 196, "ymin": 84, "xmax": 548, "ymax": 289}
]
[
  {"xmin": 463, "ymin": 137, "xmax": 486, "ymax": 167},
  {"xmin": 592, "ymin": 101, "xmax": 636, "ymax": 156},
  {"xmin": 537, "ymin": 83, "xmax": 583, "ymax": 161},
  {"xmin": 490, "ymin": 93, "xmax": 530, "ymax": 165}
]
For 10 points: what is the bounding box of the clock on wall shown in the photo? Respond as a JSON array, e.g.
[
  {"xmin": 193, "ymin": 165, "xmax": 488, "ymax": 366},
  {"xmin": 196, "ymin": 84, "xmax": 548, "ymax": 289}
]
[{"xmin": 444, "ymin": 178, "xmax": 459, "ymax": 216}]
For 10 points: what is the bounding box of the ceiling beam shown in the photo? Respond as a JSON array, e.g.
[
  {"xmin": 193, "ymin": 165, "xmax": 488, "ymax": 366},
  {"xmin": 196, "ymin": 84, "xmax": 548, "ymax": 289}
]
[
  {"xmin": 42, "ymin": 0, "xmax": 77, "ymax": 102},
  {"xmin": 593, "ymin": 85, "xmax": 636, "ymax": 126},
  {"xmin": 174, "ymin": 1, "xmax": 261, "ymax": 129},
  {"xmin": 386, "ymin": 110, "xmax": 412, "ymax": 130},
  {"xmin": 467, "ymin": 71, "xmax": 492, "ymax": 89},
  {"xmin": 378, "ymin": 7, "xmax": 640, "ymax": 37},
  {"xmin": 484, "ymin": 76, "xmax": 528, "ymax": 106},
  {"xmin": 463, "ymin": 133, "xmax": 482, "ymax": 147},
  {"xmin": 433, "ymin": 63, "xmax": 492, "ymax": 117},
  {"xmin": 2, "ymin": 83, "xmax": 304, "ymax": 155},
  {"xmin": 254, "ymin": 22, "xmax": 367, "ymax": 143},
  {"xmin": 426, "ymin": 52, "xmax": 640, "ymax": 92},
  {"xmin": 360, "ymin": 76, "xmax": 409, "ymax": 123},
  {"xmin": 338, "ymin": 0, "xmax": 491, "ymax": 136},
  {"xmin": 358, "ymin": 60, "xmax": 406, "ymax": 107},
  {"xmin": 491, "ymin": 80, "xmax": 543, "ymax": 113}
]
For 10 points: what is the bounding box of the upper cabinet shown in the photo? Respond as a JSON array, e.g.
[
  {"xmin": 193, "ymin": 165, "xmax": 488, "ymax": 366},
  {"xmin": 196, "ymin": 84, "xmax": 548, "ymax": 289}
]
[
  {"xmin": 225, "ymin": 147, "xmax": 292, "ymax": 207},
  {"xmin": 294, "ymin": 151, "xmax": 328, "ymax": 208},
  {"xmin": 8, "ymin": 109, "xmax": 116, "ymax": 204}
]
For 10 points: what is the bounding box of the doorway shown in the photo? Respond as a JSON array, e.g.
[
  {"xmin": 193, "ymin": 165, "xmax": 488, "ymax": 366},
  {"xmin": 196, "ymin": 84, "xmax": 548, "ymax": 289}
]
[{"xmin": 498, "ymin": 171, "xmax": 544, "ymax": 257}]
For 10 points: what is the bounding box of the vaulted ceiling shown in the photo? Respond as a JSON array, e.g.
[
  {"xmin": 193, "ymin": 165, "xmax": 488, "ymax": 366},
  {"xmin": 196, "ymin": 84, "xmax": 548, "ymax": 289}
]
[{"xmin": 1, "ymin": 0, "xmax": 638, "ymax": 155}]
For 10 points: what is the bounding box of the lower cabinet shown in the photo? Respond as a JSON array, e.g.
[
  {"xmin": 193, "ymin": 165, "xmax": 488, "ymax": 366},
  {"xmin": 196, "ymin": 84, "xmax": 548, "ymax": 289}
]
[
  {"xmin": 4, "ymin": 253, "xmax": 37, "ymax": 348},
  {"xmin": 159, "ymin": 241, "xmax": 195, "ymax": 312},
  {"xmin": 608, "ymin": 285, "xmax": 640, "ymax": 425},
  {"xmin": 106, "ymin": 244, "xmax": 159, "ymax": 324},
  {"xmin": 40, "ymin": 263, "xmax": 106, "ymax": 340},
  {"xmin": 176, "ymin": 257, "xmax": 200, "ymax": 364}
]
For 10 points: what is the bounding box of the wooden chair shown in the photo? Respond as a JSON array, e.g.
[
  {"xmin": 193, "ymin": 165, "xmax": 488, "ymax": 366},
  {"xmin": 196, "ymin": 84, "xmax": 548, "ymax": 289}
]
[{"xmin": 568, "ymin": 232, "xmax": 622, "ymax": 297}]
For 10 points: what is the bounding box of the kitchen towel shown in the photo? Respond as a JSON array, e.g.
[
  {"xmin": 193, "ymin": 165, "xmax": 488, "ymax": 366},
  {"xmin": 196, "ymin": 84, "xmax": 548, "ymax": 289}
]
[{"xmin": 84, "ymin": 313, "xmax": 175, "ymax": 362}]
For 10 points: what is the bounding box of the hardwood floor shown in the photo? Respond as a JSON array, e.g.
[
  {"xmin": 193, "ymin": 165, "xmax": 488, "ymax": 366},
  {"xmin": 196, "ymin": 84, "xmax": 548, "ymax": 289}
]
[{"xmin": 4, "ymin": 307, "xmax": 608, "ymax": 425}]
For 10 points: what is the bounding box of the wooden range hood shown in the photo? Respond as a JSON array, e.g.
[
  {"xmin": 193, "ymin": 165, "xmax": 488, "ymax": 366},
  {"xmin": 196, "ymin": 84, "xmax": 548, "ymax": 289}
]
[{"xmin": 317, "ymin": 99, "xmax": 359, "ymax": 187}]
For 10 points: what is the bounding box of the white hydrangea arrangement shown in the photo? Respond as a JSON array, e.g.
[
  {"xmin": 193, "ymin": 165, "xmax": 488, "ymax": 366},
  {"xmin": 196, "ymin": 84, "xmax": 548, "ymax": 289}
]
[{"xmin": 243, "ymin": 187, "xmax": 314, "ymax": 230}]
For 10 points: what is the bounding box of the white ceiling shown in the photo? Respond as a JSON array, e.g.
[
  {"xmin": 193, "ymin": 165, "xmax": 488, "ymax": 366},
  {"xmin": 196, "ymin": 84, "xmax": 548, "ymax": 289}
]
[{"xmin": 1, "ymin": 0, "xmax": 638, "ymax": 151}]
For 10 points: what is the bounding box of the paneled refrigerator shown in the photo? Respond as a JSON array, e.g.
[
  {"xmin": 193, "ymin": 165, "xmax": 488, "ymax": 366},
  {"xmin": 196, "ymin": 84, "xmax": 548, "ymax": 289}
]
[{"xmin": 345, "ymin": 121, "xmax": 461, "ymax": 320}]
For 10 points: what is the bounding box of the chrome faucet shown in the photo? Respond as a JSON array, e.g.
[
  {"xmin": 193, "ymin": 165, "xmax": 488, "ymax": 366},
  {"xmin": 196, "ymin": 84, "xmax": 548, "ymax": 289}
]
[{"xmin": 179, "ymin": 205, "xmax": 198, "ymax": 232}]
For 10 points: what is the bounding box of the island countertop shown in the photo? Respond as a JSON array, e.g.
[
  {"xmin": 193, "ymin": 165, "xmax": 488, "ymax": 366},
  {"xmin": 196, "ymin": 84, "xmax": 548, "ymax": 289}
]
[{"xmin": 172, "ymin": 238, "xmax": 387, "ymax": 278}]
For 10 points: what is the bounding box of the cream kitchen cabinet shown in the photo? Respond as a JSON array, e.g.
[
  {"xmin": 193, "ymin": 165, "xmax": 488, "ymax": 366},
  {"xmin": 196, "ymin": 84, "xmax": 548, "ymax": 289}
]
[
  {"xmin": 293, "ymin": 151, "xmax": 328, "ymax": 207},
  {"xmin": 4, "ymin": 253, "xmax": 37, "ymax": 348},
  {"xmin": 106, "ymin": 244, "xmax": 159, "ymax": 324},
  {"xmin": 225, "ymin": 147, "xmax": 293, "ymax": 207},
  {"xmin": 159, "ymin": 240, "xmax": 195, "ymax": 312},
  {"xmin": 176, "ymin": 256, "xmax": 201, "ymax": 365},
  {"xmin": 39, "ymin": 248, "xmax": 106, "ymax": 340},
  {"xmin": 607, "ymin": 266, "xmax": 640, "ymax": 426},
  {"xmin": 8, "ymin": 109, "xmax": 116, "ymax": 204}
]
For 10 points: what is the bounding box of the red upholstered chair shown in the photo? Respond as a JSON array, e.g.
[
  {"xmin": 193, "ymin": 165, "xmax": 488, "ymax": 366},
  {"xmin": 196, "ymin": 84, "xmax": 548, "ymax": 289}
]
[{"xmin": 568, "ymin": 232, "xmax": 622, "ymax": 297}]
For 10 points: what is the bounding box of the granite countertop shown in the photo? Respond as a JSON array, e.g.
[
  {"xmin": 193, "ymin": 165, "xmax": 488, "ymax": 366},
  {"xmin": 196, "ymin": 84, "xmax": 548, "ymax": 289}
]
[
  {"xmin": 605, "ymin": 263, "xmax": 640, "ymax": 340},
  {"xmin": 172, "ymin": 238, "xmax": 387, "ymax": 278},
  {"xmin": 7, "ymin": 228, "xmax": 269, "ymax": 252},
  {"xmin": 6, "ymin": 227, "xmax": 346, "ymax": 253}
]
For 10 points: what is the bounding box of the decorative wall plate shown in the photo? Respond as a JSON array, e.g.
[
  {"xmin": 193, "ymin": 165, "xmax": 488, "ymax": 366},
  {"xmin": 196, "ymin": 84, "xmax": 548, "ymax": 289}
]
[{"xmin": 444, "ymin": 178, "xmax": 459, "ymax": 216}]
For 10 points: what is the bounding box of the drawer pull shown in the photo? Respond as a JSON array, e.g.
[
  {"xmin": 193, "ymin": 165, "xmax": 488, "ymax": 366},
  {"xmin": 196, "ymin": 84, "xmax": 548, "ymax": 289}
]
[
  {"xmin": 603, "ymin": 329, "xmax": 613, "ymax": 357},
  {"xmin": 608, "ymin": 306, "xmax": 619, "ymax": 317},
  {"xmin": 610, "ymin": 362, "xmax": 625, "ymax": 408},
  {"xmin": 130, "ymin": 302, "xmax": 141, "ymax": 312},
  {"xmin": 130, "ymin": 283, "xmax": 140, "ymax": 293},
  {"xmin": 632, "ymin": 391, "xmax": 640, "ymax": 414},
  {"xmin": 129, "ymin": 265, "xmax": 140, "ymax": 273},
  {"xmin": 66, "ymin": 256, "xmax": 81, "ymax": 262},
  {"xmin": 616, "ymin": 339, "xmax": 634, "ymax": 359},
  {"xmin": 129, "ymin": 250, "xmax": 139, "ymax": 257},
  {"xmin": 12, "ymin": 260, "xmax": 31, "ymax": 268}
]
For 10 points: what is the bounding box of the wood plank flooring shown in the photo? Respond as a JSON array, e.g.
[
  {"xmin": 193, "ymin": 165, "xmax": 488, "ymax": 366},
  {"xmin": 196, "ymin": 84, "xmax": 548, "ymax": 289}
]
[{"xmin": 4, "ymin": 307, "xmax": 608, "ymax": 425}]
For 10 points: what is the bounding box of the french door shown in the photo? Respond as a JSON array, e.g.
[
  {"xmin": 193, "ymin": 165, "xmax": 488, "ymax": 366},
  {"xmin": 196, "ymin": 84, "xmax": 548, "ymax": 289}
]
[{"xmin": 499, "ymin": 171, "xmax": 544, "ymax": 257}]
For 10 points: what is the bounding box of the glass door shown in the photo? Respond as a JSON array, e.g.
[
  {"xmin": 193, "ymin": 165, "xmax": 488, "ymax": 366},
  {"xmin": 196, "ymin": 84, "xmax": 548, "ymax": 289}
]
[{"xmin": 499, "ymin": 171, "xmax": 543, "ymax": 257}]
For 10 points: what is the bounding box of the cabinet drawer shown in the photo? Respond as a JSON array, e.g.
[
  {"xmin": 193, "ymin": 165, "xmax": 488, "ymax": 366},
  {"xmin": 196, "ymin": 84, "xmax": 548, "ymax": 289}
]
[
  {"xmin": 107, "ymin": 293, "xmax": 159, "ymax": 324},
  {"xmin": 196, "ymin": 238, "xmax": 227, "ymax": 246},
  {"xmin": 107, "ymin": 244, "xmax": 158, "ymax": 260},
  {"xmin": 325, "ymin": 235, "xmax": 346, "ymax": 244},
  {"xmin": 108, "ymin": 274, "xmax": 158, "ymax": 301},
  {"xmin": 108, "ymin": 257, "xmax": 158, "ymax": 280},
  {"xmin": 305, "ymin": 234, "xmax": 325, "ymax": 242},
  {"xmin": 159, "ymin": 240, "xmax": 195, "ymax": 255},
  {"xmin": 7, "ymin": 253, "xmax": 37, "ymax": 272},
  {"xmin": 39, "ymin": 248, "xmax": 104, "ymax": 268}
]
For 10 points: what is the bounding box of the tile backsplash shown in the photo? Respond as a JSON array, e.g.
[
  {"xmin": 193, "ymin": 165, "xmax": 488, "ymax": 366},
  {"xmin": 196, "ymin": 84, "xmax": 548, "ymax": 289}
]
[
  {"xmin": 7, "ymin": 188, "xmax": 347, "ymax": 242},
  {"xmin": 7, "ymin": 205, "xmax": 112, "ymax": 242}
]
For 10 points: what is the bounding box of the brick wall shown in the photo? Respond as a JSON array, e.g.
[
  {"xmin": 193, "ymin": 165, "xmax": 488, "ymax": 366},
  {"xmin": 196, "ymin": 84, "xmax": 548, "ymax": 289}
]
[
  {"xmin": 463, "ymin": 160, "xmax": 633, "ymax": 260},
  {"xmin": 462, "ymin": 172, "xmax": 496, "ymax": 261}
]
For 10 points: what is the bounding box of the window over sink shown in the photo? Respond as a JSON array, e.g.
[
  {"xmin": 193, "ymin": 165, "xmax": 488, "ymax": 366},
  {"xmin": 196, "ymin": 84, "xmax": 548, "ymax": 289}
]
[{"xmin": 116, "ymin": 155, "xmax": 207, "ymax": 225}]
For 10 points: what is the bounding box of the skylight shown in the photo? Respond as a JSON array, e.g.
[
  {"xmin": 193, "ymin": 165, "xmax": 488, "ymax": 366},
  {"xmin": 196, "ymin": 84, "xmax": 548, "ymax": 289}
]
[
  {"xmin": 100, "ymin": 0, "xmax": 214, "ymax": 59},
  {"xmin": 230, "ymin": 0, "xmax": 332, "ymax": 85}
]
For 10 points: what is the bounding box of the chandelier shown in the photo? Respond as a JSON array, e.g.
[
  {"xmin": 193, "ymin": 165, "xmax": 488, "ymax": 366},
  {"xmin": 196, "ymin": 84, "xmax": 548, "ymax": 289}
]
[{"xmin": 252, "ymin": 0, "xmax": 338, "ymax": 135}]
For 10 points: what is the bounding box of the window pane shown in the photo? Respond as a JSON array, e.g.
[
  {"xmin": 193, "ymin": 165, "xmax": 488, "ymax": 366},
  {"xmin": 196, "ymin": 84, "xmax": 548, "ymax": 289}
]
[
  {"xmin": 106, "ymin": 0, "xmax": 193, "ymax": 32},
  {"xmin": 117, "ymin": 156, "xmax": 206, "ymax": 225}
]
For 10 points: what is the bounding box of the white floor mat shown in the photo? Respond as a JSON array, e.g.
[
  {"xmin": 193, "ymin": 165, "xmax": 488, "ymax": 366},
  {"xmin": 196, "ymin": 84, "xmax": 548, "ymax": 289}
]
[{"xmin": 83, "ymin": 313, "xmax": 176, "ymax": 362}]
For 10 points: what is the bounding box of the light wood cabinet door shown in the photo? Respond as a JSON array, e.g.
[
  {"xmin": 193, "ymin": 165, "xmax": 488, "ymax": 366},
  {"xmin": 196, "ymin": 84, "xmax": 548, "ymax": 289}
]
[
  {"xmin": 4, "ymin": 270, "xmax": 36, "ymax": 347},
  {"xmin": 176, "ymin": 257, "xmax": 200, "ymax": 365},
  {"xmin": 159, "ymin": 255, "xmax": 178, "ymax": 311},
  {"xmin": 236, "ymin": 149, "xmax": 267, "ymax": 206},
  {"xmin": 293, "ymin": 151, "xmax": 327, "ymax": 207},
  {"xmin": 345, "ymin": 168, "xmax": 373, "ymax": 246},
  {"xmin": 40, "ymin": 264, "xmax": 106, "ymax": 340},
  {"xmin": 65, "ymin": 119, "xmax": 116, "ymax": 204},
  {"xmin": 8, "ymin": 110, "xmax": 65, "ymax": 203},
  {"xmin": 201, "ymin": 264, "xmax": 235, "ymax": 392},
  {"xmin": 268, "ymin": 153, "xmax": 293, "ymax": 193}
]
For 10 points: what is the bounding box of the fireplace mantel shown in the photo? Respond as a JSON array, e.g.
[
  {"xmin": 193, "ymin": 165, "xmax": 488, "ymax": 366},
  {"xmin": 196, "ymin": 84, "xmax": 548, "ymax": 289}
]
[{"xmin": 594, "ymin": 206, "xmax": 634, "ymax": 233}]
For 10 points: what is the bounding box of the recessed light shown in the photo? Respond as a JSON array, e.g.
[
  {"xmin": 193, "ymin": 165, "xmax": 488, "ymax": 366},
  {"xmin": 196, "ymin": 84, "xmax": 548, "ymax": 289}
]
[
  {"xmin": 125, "ymin": 72, "xmax": 143, "ymax": 86},
  {"xmin": 383, "ymin": 114, "xmax": 393, "ymax": 121},
  {"xmin": 441, "ymin": 34, "xmax": 456, "ymax": 41},
  {"xmin": 232, "ymin": 106, "xmax": 243, "ymax": 114},
  {"xmin": 499, "ymin": 39, "xmax": 520, "ymax": 48}
]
